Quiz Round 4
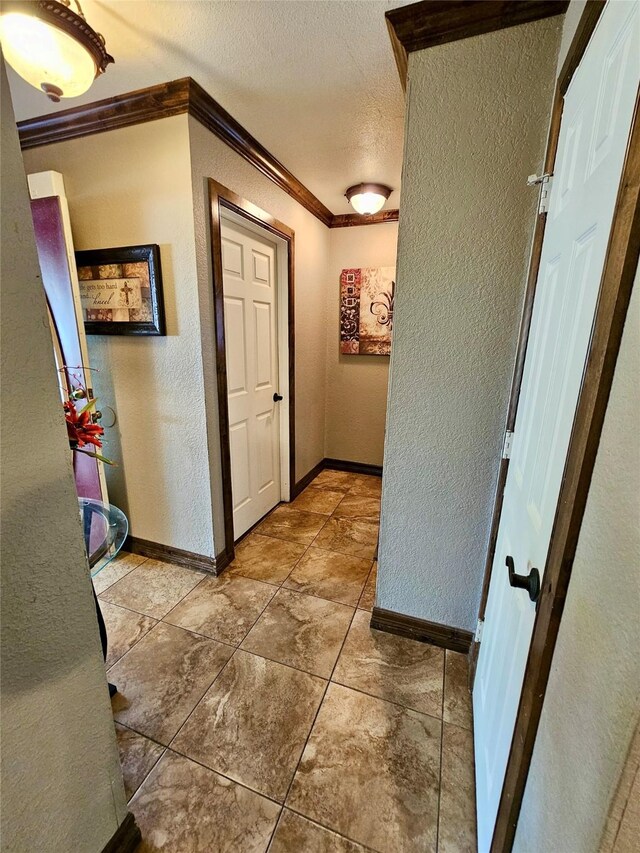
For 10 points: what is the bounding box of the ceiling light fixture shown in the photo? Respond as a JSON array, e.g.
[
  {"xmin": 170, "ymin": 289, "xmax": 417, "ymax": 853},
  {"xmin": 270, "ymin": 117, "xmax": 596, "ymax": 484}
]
[
  {"xmin": 345, "ymin": 183, "xmax": 392, "ymax": 216},
  {"xmin": 0, "ymin": 0, "xmax": 114, "ymax": 103}
]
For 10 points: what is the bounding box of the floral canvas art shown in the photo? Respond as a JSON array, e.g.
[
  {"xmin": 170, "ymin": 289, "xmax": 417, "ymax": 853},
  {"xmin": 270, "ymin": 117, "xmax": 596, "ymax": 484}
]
[{"xmin": 340, "ymin": 267, "xmax": 395, "ymax": 355}]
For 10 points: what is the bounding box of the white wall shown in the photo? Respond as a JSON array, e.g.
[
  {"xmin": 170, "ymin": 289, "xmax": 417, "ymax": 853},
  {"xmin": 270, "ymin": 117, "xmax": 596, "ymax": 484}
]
[
  {"xmin": 514, "ymin": 270, "xmax": 640, "ymax": 853},
  {"xmin": 23, "ymin": 117, "xmax": 215, "ymax": 557},
  {"xmin": 378, "ymin": 16, "xmax": 562, "ymax": 631},
  {"xmin": 0, "ymin": 62, "xmax": 128, "ymax": 851},
  {"xmin": 325, "ymin": 223, "xmax": 397, "ymax": 466}
]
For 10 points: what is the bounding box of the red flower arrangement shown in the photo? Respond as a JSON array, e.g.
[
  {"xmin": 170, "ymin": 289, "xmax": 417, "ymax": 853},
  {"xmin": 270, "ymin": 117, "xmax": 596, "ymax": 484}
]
[{"xmin": 61, "ymin": 372, "xmax": 114, "ymax": 465}]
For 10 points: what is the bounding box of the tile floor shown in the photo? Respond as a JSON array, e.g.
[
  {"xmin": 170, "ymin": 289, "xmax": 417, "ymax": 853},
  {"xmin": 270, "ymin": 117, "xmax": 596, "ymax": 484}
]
[{"xmin": 97, "ymin": 470, "xmax": 476, "ymax": 852}]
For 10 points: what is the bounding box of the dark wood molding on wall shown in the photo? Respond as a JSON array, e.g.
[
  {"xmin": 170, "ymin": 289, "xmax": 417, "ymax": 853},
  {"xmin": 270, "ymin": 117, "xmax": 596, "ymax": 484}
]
[
  {"xmin": 330, "ymin": 209, "xmax": 400, "ymax": 228},
  {"xmin": 125, "ymin": 535, "xmax": 218, "ymax": 575},
  {"xmin": 386, "ymin": 0, "xmax": 569, "ymax": 88},
  {"xmin": 371, "ymin": 606, "xmax": 473, "ymax": 654},
  {"xmin": 16, "ymin": 77, "xmax": 397, "ymax": 229},
  {"xmin": 101, "ymin": 813, "xmax": 141, "ymax": 853},
  {"xmin": 291, "ymin": 460, "xmax": 326, "ymax": 499},
  {"xmin": 208, "ymin": 178, "xmax": 296, "ymax": 566}
]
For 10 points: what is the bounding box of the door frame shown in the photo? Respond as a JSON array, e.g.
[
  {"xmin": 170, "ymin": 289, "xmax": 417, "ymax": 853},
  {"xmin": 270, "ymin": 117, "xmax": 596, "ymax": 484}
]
[
  {"xmin": 208, "ymin": 178, "xmax": 295, "ymax": 566},
  {"xmin": 469, "ymin": 2, "xmax": 640, "ymax": 850}
]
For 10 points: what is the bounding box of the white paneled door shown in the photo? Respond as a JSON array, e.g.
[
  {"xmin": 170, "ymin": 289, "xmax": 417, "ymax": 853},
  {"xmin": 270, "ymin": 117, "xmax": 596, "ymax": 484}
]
[
  {"xmin": 473, "ymin": 3, "xmax": 639, "ymax": 851},
  {"xmin": 221, "ymin": 217, "xmax": 282, "ymax": 539}
]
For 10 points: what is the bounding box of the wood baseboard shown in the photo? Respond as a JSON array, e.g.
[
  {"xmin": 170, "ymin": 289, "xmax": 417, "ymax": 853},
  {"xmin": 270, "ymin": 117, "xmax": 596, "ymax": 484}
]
[
  {"xmin": 323, "ymin": 457, "xmax": 383, "ymax": 477},
  {"xmin": 292, "ymin": 457, "xmax": 383, "ymax": 498},
  {"xmin": 371, "ymin": 606, "xmax": 473, "ymax": 654},
  {"xmin": 101, "ymin": 813, "xmax": 141, "ymax": 853},
  {"xmin": 126, "ymin": 535, "xmax": 217, "ymax": 574}
]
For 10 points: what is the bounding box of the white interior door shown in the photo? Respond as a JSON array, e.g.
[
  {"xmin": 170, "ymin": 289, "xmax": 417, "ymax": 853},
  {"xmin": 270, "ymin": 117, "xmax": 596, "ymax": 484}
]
[
  {"xmin": 473, "ymin": 4, "xmax": 639, "ymax": 850},
  {"xmin": 222, "ymin": 216, "xmax": 282, "ymax": 539}
]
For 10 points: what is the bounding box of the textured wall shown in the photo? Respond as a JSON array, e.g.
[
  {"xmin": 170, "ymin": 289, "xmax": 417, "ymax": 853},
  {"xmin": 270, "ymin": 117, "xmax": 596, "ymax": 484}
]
[
  {"xmin": 0, "ymin": 63, "xmax": 127, "ymax": 851},
  {"xmin": 514, "ymin": 2, "xmax": 640, "ymax": 847},
  {"xmin": 378, "ymin": 17, "xmax": 562, "ymax": 631},
  {"xmin": 188, "ymin": 117, "xmax": 331, "ymax": 552},
  {"xmin": 514, "ymin": 271, "xmax": 640, "ymax": 852},
  {"xmin": 325, "ymin": 223, "xmax": 398, "ymax": 465},
  {"xmin": 23, "ymin": 117, "xmax": 214, "ymax": 557}
]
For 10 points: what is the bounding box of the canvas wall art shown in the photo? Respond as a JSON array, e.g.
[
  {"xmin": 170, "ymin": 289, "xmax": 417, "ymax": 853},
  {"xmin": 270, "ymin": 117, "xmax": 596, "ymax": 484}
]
[
  {"xmin": 340, "ymin": 266, "xmax": 395, "ymax": 355},
  {"xmin": 75, "ymin": 244, "xmax": 165, "ymax": 335}
]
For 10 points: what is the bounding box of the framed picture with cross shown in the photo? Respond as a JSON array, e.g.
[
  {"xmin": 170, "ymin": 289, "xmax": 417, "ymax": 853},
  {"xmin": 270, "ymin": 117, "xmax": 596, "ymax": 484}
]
[{"xmin": 75, "ymin": 244, "xmax": 166, "ymax": 336}]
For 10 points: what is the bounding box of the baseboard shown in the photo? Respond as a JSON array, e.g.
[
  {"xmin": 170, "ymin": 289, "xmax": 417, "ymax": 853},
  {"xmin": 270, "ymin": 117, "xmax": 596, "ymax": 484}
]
[
  {"xmin": 126, "ymin": 536, "xmax": 217, "ymax": 575},
  {"xmin": 101, "ymin": 813, "xmax": 141, "ymax": 853},
  {"xmin": 292, "ymin": 457, "xmax": 382, "ymax": 497},
  {"xmin": 214, "ymin": 546, "xmax": 234, "ymax": 575},
  {"xmin": 291, "ymin": 459, "xmax": 325, "ymax": 498},
  {"xmin": 371, "ymin": 606, "xmax": 473, "ymax": 654},
  {"xmin": 323, "ymin": 457, "xmax": 383, "ymax": 477}
]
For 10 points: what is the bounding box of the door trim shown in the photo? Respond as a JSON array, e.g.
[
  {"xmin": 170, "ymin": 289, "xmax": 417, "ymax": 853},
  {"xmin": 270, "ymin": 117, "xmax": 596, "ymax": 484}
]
[
  {"xmin": 208, "ymin": 178, "xmax": 295, "ymax": 565},
  {"xmin": 483, "ymin": 4, "xmax": 640, "ymax": 849}
]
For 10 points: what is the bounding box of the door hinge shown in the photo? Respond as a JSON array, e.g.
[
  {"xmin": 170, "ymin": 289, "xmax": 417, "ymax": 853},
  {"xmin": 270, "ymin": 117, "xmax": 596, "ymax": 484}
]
[
  {"xmin": 502, "ymin": 430, "xmax": 514, "ymax": 459},
  {"xmin": 527, "ymin": 172, "xmax": 554, "ymax": 215},
  {"xmin": 475, "ymin": 618, "xmax": 484, "ymax": 643}
]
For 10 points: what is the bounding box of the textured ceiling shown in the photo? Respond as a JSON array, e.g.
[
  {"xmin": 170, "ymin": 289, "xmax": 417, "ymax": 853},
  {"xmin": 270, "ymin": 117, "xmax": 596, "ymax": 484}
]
[{"xmin": 6, "ymin": 0, "xmax": 408, "ymax": 213}]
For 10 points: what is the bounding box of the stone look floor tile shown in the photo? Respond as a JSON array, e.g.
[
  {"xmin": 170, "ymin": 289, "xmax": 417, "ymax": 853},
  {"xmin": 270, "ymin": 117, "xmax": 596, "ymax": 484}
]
[
  {"xmin": 311, "ymin": 470, "xmax": 354, "ymax": 491},
  {"xmin": 332, "ymin": 494, "xmax": 380, "ymax": 519},
  {"xmin": 312, "ymin": 517, "xmax": 379, "ymax": 561},
  {"xmin": 284, "ymin": 548, "xmax": 371, "ymax": 607},
  {"xmin": 92, "ymin": 552, "xmax": 146, "ymax": 595},
  {"xmin": 357, "ymin": 563, "xmax": 377, "ymax": 612},
  {"xmin": 256, "ymin": 506, "xmax": 328, "ymax": 546},
  {"xmin": 241, "ymin": 588, "xmax": 353, "ymax": 678},
  {"xmin": 164, "ymin": 574, "xmax": 276, "ymax": 645},
  {"xmin": 99, "ymin": 601, "xmax": 157, "ymax": 668},
  {"xmin": 438, "ymin": 722, "xmax": 477, "ymax": 853},
  {"xmin": 130, "ymin": 750, "xmax": 280, "ymax": 852},
  {"xmin": 115, "ymin": 723, "xmax": 165, "ymax": 802},
  {"xmin": 172, "ymin": 649, "xmax": 325, "ymax": 802},
  {"xmin": 109, "ymin": 622, "xmax": 232, "ymax": 744},
  {"xmin": 287, "ymin": 683, "xmax": 441, "ymax": 852},
  {"xmin": 290, "ymin": 486, "xmax": 346, "ymax": 515},
  {"xmin": 229, "ymin": 533, "xmax": 306, "ymax": 585},
  {"xmin": 269, "ymin": 809, "xmax": 369, "ymax": 852},
  {"xmin": 347, "ymin": 475, "xmax": 382, "ymax": 497},
  {"xmin": 444, "ymin": 651, "xmax": 473, "ymax": 730},
  {"xmin": 100, "ymin": 559, "xmax": 205, "ymax": 619},
  {"xmin": 333, "ymin": 610, "xmax": 444, "ymax": 717}
]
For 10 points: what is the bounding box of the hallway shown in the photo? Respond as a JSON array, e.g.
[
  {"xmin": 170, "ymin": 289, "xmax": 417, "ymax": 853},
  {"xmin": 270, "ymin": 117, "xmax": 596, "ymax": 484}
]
[{"xmin": 98, "ymin": 470, "xmax": 476, "ymax": 852}]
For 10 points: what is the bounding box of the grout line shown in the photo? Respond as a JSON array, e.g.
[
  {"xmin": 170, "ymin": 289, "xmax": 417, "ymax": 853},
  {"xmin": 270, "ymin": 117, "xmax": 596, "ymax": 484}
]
[
  {"xmin": 282, "ymin": 805, "xmax": 383, "ymax": 853},
  {"xmin": 92, "ymin": 554, "xmax": 148, "ymax": 595},
  {"xmin": 436, "ymin": 649, "xmax": 447, "ymax": 852}
]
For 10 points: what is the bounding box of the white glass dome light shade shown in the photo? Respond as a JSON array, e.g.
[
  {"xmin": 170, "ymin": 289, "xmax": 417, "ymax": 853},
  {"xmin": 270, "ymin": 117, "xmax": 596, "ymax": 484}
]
[
  {"xmin": 345, "ymin": 183, "xmax": 392, "ymax": 216},
  {"xmin": 0, "ymin": 2, "xmax": 114, "ymax": 103}
]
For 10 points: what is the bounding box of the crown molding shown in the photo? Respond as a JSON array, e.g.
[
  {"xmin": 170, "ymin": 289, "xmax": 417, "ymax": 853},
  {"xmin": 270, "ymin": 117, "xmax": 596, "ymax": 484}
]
[
  {"xmin": 386, "ymin": 0, "xmax": 569, "ymax": 88},
  {"xmin": 17, "ymin": 77, "xmax": 398, "ymax": 229},
  {"xmin": 330, "ymin": 209, "xmax": 399, "ymax": 228}
]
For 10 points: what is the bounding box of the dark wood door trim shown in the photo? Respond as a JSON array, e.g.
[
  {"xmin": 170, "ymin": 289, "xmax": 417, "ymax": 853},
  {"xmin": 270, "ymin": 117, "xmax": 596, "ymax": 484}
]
[
  {"xmin": 479, "ymin": 4, "xmax": 638, "ymax": 850},
  {"xmin": 208, "ymin": 178, "xmax": 296, "ymax": 566},
  {"xmin": 385, "ymin": 0, "xmax": 569, "ymax": 89}
]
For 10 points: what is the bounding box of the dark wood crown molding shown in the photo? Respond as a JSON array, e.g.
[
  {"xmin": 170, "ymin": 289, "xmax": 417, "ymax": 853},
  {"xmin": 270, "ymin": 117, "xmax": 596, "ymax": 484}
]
[
  {"xmin": 386, "ymin": 0, "xmax": 569, "ymax": 88},
  {"xmin": 16, "ymin": 77, "xmax": 398, "ymax": 229},
  {"xmin": 330, "ymin": 209, "xmax": 399, "ymax": 228}
]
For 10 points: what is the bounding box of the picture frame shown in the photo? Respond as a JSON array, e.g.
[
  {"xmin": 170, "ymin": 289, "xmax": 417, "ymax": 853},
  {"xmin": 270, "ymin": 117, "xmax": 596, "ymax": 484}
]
[{"xmin": 75, "ymin": 244, "xmax": 166, "ymax": 336}]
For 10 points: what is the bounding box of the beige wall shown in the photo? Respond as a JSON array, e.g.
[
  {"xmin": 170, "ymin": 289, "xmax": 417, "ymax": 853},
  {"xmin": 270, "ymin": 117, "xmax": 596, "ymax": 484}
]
[
  {"xmin": 514, "ymin": 3, "xmax": 640, "ymax": 848},
  {"xmin": 325, "ymin": 223, "xmax": 397, "ymax": 466},
  {"xmin": 378, "ymin": 16, "xmax": 562, "ymax": 631},
  {"xmin": 1, "ymin": 62, "xmax": 127, "ymax": 851},
  {"xmin": 23, "ymin": 117, "xmax": 215, "ymax": 557}
]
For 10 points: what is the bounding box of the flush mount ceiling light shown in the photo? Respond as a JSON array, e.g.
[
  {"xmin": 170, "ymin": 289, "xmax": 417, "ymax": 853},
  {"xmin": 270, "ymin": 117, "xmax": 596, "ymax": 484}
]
[
  {"xmin": 345, "ymin": 183, "xmax": 392, "ymax": 216},
  {"xmin": 0, "ymin": 0, "xmax": 114, "ymax": 103}
]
